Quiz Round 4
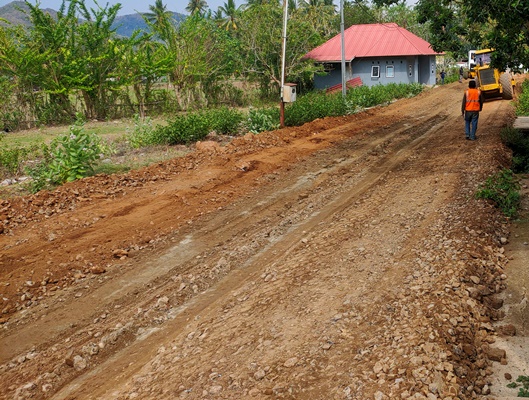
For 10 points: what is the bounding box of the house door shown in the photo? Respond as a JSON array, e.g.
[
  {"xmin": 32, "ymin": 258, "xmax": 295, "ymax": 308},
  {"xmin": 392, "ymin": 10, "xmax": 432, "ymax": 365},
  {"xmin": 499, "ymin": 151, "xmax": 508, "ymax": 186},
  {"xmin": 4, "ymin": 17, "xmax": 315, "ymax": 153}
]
[{"xmin": 407, "ymin": 58, "xmax": 413, "ymax": 83}]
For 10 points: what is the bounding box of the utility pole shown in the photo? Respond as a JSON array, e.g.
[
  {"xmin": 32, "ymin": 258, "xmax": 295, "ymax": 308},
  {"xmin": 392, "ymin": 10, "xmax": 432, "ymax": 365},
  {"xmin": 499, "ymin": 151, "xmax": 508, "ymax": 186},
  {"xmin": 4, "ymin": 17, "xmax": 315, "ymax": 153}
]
[
  {"xmin": 340, "ymin": 0, "xmax": 346, "ymax": 98},
  {"xmin": 280, "ymin": 0, "xmax": 288, "ymax": 127}
]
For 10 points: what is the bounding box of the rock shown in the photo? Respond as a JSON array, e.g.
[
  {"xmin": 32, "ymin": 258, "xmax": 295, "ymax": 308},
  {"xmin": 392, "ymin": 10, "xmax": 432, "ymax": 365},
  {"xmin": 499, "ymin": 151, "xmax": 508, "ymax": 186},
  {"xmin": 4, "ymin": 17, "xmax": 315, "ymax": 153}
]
[
  {"xmin": 254, "ymin": 368, "xmax": 266, "ymax": 380},
  {"xmin": 499, "ymin": 324, "xmax": 516, "ymax": 336},
  {"xmin": 482, "ymin": 384, "xmax": 491, "ymax": 395},
  {"xmin": 374, "ymin": 391, "xmax": 386, "ymax": 400},
  {"xmin": 73, "ymin": 355, "xmax": 87, "ymax": 371},
  {"xmin": 485, "ymin": 296, "xmax": 503, "ymax": 310},
  {"xmin": 505, "ymin": 372, "xmax": 512, "ymax": 380},
  {"xmin": 470, "ymin": 276, "xmax": 481, "ymax": 284},
  {"xmin": 283, "ymin": 357, "xmax": 298, "ymax": 368},
  {"xmin": 196, "ymin": 141, "xmax": 221, "ymax": 153},
  {"xmin": 373, "ymin": 362, "xmax": 384, "ymax": 374},
  {"xmin": 156, "ymin": 296, "xmax": 169, "ymax": 307},
  {"xmin": 112, "ymin": 249, "xmax": 128, "ymax": 258},
  {"xmin": 462, "ymin": 343, "xmax": 476, "ymax": 356},
  {"xmin": 90, "ymin": 266, "xmax": 106, "ymax": 275},
  {"xmin": 485, "ymin": 347, "xmax": 506, "ymax": 362},
  {"xmin": 209, "ymin": 385, "xmax": 222, "ymax": 394}
]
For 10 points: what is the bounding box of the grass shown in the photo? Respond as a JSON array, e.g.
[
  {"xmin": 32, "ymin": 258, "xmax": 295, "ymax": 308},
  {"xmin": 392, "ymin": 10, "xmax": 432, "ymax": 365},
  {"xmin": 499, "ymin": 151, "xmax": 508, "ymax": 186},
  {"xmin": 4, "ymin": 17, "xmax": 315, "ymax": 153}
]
[
  {"xmin": 0, "ymin": 117, "xmax": 188, "ymax": 199},
  {"xmin": 476, "ymin": 168, "xmax": 521, "ymax": 218},
  {"xmin": 506, "ymin": 375, "xmax": 529, "ymax": 397}
]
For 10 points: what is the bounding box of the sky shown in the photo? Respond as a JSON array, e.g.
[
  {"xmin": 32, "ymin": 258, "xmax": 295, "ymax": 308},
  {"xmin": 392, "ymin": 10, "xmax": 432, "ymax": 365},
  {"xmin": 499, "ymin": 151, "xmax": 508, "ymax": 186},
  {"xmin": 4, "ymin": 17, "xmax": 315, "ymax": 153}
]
[
  {"xmin": 1, "ymin": 0, "xmax": 417, "ymax": 16},
  {"xmin": 0, "ymin": 0, "xmax": 242, "ymax": 15}
]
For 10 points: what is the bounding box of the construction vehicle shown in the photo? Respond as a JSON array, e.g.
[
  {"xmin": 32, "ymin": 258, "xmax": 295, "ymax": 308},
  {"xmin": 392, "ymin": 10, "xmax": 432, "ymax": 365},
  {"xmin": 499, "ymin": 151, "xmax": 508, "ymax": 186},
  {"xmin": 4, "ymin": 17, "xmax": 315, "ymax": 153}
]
[{"xmin": 463, "ymin": 49, "xmax": 514, "ymax": 100}]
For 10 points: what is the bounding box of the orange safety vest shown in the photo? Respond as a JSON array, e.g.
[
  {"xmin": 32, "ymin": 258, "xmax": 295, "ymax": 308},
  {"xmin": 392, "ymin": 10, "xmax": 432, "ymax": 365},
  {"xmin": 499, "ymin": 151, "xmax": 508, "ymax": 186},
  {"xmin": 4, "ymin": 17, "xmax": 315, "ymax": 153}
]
[{"xmin": 465, "ymin": 88, "xmax": 481, "ymax": 111}]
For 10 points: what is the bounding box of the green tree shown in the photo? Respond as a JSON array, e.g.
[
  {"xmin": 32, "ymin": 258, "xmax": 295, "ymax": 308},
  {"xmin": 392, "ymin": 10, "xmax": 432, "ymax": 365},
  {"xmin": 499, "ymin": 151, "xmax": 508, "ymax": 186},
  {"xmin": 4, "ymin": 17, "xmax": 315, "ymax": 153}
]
[
  {"xmin": 236, "ymin": 3, "xmax": 325, "ymax": 97},
  {"xmin": 143, "ymin": 0, "xmax": 176, "ymax": 44},
  {"xmin": 172, "ymin": 15, "xmax": 237, "ymax": 108},
  {"xmin": 74, "ymin": 1, "xmax": 131, "ymax": 119},
  {"xmin": 413, "ymin": 0, "xmax": 529, "ymax": 70},
  {"xmin": 299, "ymin": 0, "xmax": 337, "ymax": 38},
  {"xmin": 245, "ymin": 0, "xmax": 280, "ymax": 6},
  {"xmin": 217, "ymin": 0, "xmax": 244, "ymax": 30},
  {"xmin": 186, "ymin": 0, "xmax": 209, "ymax": 16},
  {"xmin": 343, "ymin": 0, "xmax": 377, "ymax": 27}
]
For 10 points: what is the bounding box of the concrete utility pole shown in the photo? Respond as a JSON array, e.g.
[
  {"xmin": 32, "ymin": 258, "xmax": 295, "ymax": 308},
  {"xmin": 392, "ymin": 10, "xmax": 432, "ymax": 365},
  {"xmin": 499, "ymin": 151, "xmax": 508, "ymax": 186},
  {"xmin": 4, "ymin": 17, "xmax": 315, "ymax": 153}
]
[
  {"xmin": 280, "ymin": 0, "xmax": 288, "ymax": 127},
  {"xmin": 340, "ymin": 0, "xmax": 346, "ymax": 98}
]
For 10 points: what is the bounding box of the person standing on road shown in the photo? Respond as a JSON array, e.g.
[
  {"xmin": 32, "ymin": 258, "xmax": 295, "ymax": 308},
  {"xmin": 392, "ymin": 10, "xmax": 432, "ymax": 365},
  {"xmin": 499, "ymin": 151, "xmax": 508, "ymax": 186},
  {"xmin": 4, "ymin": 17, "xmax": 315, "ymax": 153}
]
[
  {"xmin": 440, "ymin": 70, "xmax": 446, "ymax": 84},
  {"xmin": 461, "ymin": 80, "xmax": 484, "ymax": 141},
  {"xmin": 459, "ymin": 66, "xmax": 464, "ymax": 83}
]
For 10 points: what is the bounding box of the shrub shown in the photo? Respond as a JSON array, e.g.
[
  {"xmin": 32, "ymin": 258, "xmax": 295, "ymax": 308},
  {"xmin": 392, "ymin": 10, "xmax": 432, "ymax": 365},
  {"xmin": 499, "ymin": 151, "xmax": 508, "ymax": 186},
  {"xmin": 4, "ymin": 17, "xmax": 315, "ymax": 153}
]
[
  {"xmin": 153, "ymin": 111, "xmax": 211, "ymax": 145},
  {"xmin": 0, "ymin": 142, "xmax": 43, "ymax": 178},
  {"xmin": 285, "ymin": 91, "xmax": 346, "ymax": 126},
  {"xmin": 126, "ymin": 114, "xmax": 156, "ymax": 149},
  {"xmin": 207, "ymin": 107, "xmax": 244, "ymax": 135},
  {"xmin": 500, "ymin": 127, "xmax": 529, "ymax": 172},
  {"xmin": 247, "ymin": 107, "xmax": 280, "ymax": 133},
  {"xmin": 47, "ymin": 121, "xmax": 101, "ymax": 183},
  {"xmin": 515, "ymin": 79, "xmax": 529, "ymax": 116},
  {"xmin": 26, "ymin": 117, "xmax": 102, "ymax": 191},
  {"xmin": 0, "ymin": 145, "xmax": 31, "ymax": 176},
  {"xmin": 476, "ymin": 168, "xmax": 521, "ymax": 218}
]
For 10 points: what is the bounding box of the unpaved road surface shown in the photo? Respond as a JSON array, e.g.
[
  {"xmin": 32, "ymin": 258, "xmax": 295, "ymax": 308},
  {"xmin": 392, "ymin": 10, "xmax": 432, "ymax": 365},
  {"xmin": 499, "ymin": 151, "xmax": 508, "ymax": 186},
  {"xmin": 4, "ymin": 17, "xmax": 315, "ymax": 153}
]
[{"xmin": 0, "ymin": 81, "xmax": 524, "ymax": 399}]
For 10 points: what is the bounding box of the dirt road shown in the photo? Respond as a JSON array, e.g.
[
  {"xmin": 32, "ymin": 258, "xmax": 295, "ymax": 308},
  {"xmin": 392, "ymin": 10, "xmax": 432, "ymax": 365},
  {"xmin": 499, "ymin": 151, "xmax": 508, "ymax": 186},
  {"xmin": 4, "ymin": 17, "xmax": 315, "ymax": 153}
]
[{"xmin": 0, "ymin": 81, "xmax": 519, "ymax": 399}]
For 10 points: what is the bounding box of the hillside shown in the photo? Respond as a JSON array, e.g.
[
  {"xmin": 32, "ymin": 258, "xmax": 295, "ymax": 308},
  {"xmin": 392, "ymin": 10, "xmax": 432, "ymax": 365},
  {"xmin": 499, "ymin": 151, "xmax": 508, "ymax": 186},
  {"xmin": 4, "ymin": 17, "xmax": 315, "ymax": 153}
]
[
  {"xmin": 0, "ymin": 0, "xmax": 185, "ymax": 36},
  {"xmin": 0, "ymin": 1, "xmax": 56, "ymax": 27}
]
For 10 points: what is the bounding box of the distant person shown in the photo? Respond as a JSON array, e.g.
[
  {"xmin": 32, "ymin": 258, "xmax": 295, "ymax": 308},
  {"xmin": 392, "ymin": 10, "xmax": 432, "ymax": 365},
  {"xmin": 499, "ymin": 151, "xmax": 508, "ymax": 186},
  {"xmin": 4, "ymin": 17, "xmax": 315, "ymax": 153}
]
[
  {"xmin": 440, "ymin": 70, "xmax": 446, "ymax": 84},
  {"xmin": 461, "ymin": 80, "xmax": 484, "ymax": 140},
  {"xmin": 459, "ymin": 66, "xmax": 464, "ymax": 83}
]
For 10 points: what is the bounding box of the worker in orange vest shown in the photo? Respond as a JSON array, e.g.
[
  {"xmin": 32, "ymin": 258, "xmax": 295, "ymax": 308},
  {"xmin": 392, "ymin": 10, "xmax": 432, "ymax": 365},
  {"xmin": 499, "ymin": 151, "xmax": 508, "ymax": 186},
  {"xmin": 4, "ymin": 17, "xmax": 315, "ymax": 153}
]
[{"xmin": 461, "ymin": 80, "xmax": 484, "ymax": 140}]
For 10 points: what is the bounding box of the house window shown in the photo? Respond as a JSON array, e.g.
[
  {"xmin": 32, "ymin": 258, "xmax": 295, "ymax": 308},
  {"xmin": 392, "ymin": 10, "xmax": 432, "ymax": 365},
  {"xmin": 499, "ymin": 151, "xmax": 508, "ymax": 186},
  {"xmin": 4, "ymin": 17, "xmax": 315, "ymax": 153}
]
[
  {"xmin": 323, "ymin": 63, "xmax": 335, "ymax": 72},
  {"xmin": 371, "ymin": 66, "xmax": 380, "ymax": 78},
  {"xmin": 386, "ymin": 65, "xmax": 395, "ymax": 78}
]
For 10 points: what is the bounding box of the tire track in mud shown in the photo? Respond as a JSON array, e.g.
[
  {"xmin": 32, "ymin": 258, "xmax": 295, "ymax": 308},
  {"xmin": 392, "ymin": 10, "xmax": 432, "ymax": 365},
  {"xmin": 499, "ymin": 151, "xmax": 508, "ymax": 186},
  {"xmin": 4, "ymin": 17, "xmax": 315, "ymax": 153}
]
[
  {"xmin": 0, "ymin": 113, "xmax": 446, "ymax": 362},
  {"xmin": 48, "ymin": 112, "xmax": 457, "ymax": 399}
]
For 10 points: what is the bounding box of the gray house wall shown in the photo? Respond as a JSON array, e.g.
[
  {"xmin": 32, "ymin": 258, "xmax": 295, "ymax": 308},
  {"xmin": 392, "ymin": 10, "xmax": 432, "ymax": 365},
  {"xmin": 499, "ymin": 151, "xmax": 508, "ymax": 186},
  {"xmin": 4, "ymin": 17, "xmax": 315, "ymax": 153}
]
[{"xmin": 314, "ymin": 55, "xmax": 436, "ymax": 89}]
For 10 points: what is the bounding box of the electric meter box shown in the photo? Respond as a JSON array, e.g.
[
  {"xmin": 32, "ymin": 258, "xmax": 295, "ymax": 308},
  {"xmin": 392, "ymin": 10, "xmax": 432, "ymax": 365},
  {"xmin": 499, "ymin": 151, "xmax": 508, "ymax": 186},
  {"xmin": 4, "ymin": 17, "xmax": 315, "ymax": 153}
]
[{"xmin": 282, "ymin": 83, "xmax": 297, "ymax": 103}]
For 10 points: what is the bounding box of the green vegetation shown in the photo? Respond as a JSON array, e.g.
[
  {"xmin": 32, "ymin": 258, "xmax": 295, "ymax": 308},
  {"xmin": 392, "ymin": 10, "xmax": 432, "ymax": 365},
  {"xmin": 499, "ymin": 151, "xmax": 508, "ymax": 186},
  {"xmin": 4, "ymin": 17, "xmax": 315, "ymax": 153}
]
[
  {"xmin": 0, "ymin": 82, "xmax": 424, "ymax": 195},
  {"xmin": 125, "ymin": 115, "xmax": 157, "ymax": 149},
  {"xmin": 149, "ymin": 82, "xmax": 424, "ymax": 142},
  {"xmin": 476, "ymin": 168, "xmax": 521, "ymax": 219},
  {"xmin": 247, "ymin": 108, "xmax": 280, "ymax": 134},
  {"xmin": 26, "ymin": 116, "xmax": 108, "ymax": 192},
  {"xmin": 515, "ymin": 80, "xmax": 529, "ymax": 116},
  {"xmin": 506, "ymin": 375, "xmax": 529, "ymax": 397},
  {"xmin": 500, "ymin": 80, "xmax": 529, "ymax": 173},
  {"xmin": 409, "ymin": 0, "xmax": 529, "ymax": 71},
  {"xmin": 500, "ymin": 127, "xmax": 529, "ymax": 173}
]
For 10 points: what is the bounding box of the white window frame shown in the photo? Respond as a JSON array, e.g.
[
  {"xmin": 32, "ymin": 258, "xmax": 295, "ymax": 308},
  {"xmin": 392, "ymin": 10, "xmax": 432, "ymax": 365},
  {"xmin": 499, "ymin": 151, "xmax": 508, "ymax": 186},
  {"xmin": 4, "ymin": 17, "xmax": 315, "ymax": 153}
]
[
  {"xmin": 386, "ymin": 65, "xmax": 395, "ymax": 78},
  {"xmin": 371, "ymin": 65, "xmax": 380, "ymax": 78}
]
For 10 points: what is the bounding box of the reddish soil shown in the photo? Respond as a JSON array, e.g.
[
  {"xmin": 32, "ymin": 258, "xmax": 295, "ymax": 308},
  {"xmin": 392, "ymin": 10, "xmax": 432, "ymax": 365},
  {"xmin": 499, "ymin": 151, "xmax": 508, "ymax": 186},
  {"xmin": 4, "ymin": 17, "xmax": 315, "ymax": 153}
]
[{"xmin": 0, "ymin": 80, "xmax": 524, "ymax": 399}]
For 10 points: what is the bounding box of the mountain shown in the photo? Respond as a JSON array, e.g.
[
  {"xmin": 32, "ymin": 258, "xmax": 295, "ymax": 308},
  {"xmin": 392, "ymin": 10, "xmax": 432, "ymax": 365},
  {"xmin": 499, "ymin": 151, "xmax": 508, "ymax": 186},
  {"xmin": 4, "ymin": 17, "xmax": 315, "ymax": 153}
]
[
  {"xmin": 0, "ymin": 1, "xmax": 185, "ymax": 36},
  {"xmin": 113, "ymin": 12, "xmax": 185, "ymax": 37},
  {"xmin": 0, "ymin": 1, "xmax": 57, "ymax": 27}
]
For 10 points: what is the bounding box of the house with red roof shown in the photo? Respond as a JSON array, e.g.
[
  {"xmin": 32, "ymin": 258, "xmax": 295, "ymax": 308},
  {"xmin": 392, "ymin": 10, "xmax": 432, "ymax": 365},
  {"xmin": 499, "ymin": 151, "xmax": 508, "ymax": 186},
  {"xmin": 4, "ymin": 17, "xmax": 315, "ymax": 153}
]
[{"xmin": 304, "ymin": 23, "xmax": 442, "ymax": 90}]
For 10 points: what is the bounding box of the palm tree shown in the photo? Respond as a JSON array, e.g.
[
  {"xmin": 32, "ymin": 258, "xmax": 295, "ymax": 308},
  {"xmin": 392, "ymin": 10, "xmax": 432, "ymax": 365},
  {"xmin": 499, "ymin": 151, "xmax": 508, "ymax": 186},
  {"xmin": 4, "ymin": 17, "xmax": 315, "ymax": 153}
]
[
  {"xmin": 217, "ymin": 0, "xmax": 244, "ymax": 30},
  {"xmin": 142, "ymin": 0, "xmax": 174, "ymax": 43},
  {"xmin": 245, "ymin": 0, "xmax": 280, "ymax": 5},
  {"xmin": 186, "ymin": 0, "xmax": 209, "ymax": 16}
]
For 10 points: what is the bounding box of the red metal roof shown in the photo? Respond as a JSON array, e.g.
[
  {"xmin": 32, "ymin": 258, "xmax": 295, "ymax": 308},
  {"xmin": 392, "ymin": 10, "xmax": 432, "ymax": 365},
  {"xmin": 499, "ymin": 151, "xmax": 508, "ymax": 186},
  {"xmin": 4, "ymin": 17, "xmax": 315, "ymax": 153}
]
[{"xmin": 304, "ymin": 23, "xmax": 440, "ymax": 62}]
